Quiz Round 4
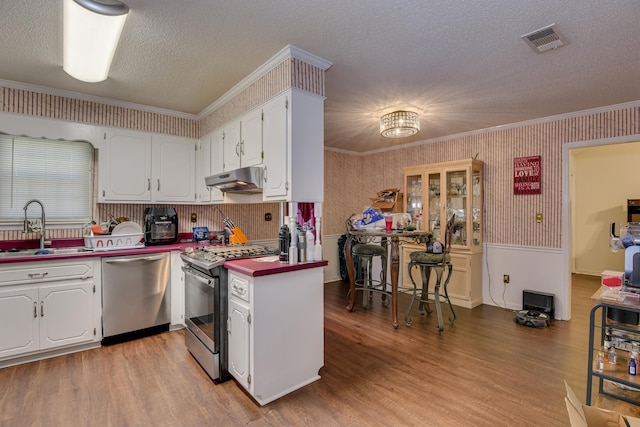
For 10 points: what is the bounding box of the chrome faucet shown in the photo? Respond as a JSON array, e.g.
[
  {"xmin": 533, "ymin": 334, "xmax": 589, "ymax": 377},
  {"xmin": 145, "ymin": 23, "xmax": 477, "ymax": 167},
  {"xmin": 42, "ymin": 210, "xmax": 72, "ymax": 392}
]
[{"xmin": 23, "ymin": 199, "xmax": 46, "ymax": 250}]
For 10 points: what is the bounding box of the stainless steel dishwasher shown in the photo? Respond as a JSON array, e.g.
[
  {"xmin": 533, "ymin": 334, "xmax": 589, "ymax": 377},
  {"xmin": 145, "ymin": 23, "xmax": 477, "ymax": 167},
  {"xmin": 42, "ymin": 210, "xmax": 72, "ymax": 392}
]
[{"xmin": 102, "ymin": 252, "xmax": 171, "ymax": 345}]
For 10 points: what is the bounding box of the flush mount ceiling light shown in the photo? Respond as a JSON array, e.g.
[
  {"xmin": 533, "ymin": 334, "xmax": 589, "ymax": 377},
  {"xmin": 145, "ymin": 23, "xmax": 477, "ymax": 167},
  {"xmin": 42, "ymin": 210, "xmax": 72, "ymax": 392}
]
[
  {"xmin": 63, "ymin": 0, "xmax": 130, "ymax": 82},
  {"xmin": 380, "ymin": 110, "xmax": 420, "ymax": 138}
]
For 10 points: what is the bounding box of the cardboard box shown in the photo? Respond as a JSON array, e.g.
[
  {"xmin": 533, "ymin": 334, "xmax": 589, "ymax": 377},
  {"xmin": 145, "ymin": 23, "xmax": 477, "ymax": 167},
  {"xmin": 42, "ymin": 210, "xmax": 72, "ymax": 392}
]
[
  {"xmin": 369, "ymin": 189, "xmax": 404, "ymax": 213},
  {"xmin": 564, "ymin": 381, "xmax": 640, "ymax": 426}
]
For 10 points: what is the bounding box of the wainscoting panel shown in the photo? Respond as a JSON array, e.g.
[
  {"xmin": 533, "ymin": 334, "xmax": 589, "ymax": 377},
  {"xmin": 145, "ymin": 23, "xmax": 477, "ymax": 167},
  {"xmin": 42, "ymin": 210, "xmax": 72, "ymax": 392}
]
[{"xmin": 482, "ymin": 243, "xmax": 565, "ymax": 319}]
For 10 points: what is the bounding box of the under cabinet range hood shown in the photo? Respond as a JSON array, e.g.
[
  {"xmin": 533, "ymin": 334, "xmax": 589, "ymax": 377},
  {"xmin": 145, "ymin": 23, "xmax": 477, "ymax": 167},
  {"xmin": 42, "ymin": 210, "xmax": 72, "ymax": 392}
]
[{"xmin": 205, "ymin": 166, "xmax": 264, "ymax": 193}]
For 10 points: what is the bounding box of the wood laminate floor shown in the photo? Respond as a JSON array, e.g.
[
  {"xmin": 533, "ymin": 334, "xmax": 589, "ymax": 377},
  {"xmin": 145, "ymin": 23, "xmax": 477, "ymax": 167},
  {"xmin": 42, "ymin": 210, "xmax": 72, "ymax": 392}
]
[{"xmin": 1, "ymin": 274, "xmax": 638, "ymax": 426}]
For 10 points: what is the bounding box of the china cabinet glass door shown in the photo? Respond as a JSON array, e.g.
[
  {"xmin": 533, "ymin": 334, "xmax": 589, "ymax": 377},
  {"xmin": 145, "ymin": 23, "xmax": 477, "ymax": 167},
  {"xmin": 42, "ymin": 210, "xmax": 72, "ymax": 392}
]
[
  {"xmin": 427, "ymin": 172, "xmax": 441, "ymax": 235},
  {"xmin": 446, "ymin": 170, "xmax": 467, "ymax": 246},
  {"xmin": 405, "ymin": 173, "xmax": 423, "ymax": 220},
  {"xmin": 471, "ymin": 167, "xmax": 482, "ymax": 247}
]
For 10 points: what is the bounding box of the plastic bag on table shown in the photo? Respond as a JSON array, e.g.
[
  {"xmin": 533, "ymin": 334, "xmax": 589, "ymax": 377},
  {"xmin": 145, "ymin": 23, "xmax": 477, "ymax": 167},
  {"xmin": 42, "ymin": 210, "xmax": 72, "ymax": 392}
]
[{"xmin": 352, "ymin": 206, "xmax": 384, "ymax": 230}]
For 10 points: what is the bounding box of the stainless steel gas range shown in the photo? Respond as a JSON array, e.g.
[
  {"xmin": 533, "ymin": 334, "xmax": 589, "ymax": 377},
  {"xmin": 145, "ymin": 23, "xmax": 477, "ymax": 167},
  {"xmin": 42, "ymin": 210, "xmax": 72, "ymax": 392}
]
[{"xmin": 180, "ymin": 244, "xmax": 277, "ymax": 382}]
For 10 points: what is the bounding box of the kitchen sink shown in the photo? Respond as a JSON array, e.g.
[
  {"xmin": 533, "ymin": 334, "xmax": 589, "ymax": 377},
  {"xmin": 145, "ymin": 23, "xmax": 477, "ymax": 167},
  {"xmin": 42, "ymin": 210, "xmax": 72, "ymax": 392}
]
[{"xmin": 0, "ymin": 247, "xmax": 91, "ymax": 258}]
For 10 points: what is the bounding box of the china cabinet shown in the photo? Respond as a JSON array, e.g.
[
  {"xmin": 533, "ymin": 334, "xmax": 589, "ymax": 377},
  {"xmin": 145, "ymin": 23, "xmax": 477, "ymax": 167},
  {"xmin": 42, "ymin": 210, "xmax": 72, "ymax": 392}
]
[{"xmin": 402, "ymin": 159, "xmax": 484, "ymax": 308}]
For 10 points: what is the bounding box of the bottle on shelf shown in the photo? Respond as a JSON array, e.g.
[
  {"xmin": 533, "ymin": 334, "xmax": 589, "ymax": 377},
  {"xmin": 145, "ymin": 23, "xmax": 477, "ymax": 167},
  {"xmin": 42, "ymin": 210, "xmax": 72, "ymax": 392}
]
[
  {"xmin": 596, "ymin": 351, "xmax": 605, "ymax": 373},
  {"xmin": 630, "ymin": 356, "xmax": 637, "ymax": 375},
  {"xmin": 609, "ymin": 346, "xmax": 617, "ymax": 365},
  {"xmin": 306, "ymin": 223, "xmax": 315, "ymax": 262}
]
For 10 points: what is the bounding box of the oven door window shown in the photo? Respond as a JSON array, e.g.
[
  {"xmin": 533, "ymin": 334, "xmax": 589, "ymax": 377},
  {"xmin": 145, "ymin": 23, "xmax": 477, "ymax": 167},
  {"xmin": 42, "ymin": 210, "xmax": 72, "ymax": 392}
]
[{"xmin": 184, "ymin": 269, "xmax": 217, "ymax": 350}]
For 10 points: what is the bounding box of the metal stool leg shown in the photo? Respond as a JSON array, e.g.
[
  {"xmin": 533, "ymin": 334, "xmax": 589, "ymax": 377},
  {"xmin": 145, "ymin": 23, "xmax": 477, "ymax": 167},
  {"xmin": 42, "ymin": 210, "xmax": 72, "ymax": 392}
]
[
  {"xmin": 441, "ymin": 263, "xmax": 457, "ymax": 324},
  {"xmin": 432, "ymin": 266, "xmax": 445, "ymax": 331},
  {"xmin": 380, "ymin": 252, "xmax": 388, "ymax": 307},
  {"xmin": 362, "ymin": 255, "xmax": 371, "ymax": 309},
  {"xmin": 405, "ymin": 261, "xmax": 417, "ymax": 325},
  {"xmin": 418, "ymin": 266, "xmax": 432, "ymax": 316}
]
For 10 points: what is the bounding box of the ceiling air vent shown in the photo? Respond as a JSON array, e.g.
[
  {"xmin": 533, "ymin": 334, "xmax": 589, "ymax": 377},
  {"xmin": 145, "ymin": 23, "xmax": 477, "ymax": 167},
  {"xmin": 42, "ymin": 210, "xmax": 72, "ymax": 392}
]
[{"xmin": 521, "ymin": 23, "xmax": 567, "ymax": 53}]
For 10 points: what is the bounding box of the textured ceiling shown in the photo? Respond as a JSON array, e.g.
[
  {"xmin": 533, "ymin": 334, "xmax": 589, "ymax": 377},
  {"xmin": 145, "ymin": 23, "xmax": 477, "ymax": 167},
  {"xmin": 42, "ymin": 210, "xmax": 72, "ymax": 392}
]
[{"xmin": 0, "ymin": 1, "xmax": 639, "ymax": 153}]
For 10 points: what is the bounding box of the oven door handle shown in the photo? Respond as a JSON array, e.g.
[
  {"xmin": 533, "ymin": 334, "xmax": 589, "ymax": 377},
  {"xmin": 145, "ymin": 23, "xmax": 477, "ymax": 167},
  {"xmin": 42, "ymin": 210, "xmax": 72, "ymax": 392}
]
[{"xmin": 181, "ymin": 266, "xmax": 214, "ymax": 287}]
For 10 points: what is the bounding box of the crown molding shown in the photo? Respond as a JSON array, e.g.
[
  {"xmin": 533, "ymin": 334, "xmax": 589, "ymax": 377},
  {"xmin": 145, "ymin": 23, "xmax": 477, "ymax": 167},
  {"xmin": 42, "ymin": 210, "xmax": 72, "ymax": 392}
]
[
  {"xmin": 0, "ymin": 79, "xmax": 198, "ymax": 120},
  {"xmin": 197, "ymin": 45, "xmax": 332, "ymax": 119}
]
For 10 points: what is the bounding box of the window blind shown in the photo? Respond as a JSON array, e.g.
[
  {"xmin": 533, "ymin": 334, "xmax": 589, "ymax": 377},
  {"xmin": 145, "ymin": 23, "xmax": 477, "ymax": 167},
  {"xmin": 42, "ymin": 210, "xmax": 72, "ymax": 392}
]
[{"xmin": 0, "ymin": 135, "xmax": 93, "ymax": 223}]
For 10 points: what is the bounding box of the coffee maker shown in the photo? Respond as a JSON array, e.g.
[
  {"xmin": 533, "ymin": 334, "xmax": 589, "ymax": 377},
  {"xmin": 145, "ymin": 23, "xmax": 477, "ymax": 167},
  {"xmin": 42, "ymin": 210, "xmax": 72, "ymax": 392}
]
[{"xmin": 144, "ymin": 207, "xmax": 178, "ymax": 245}]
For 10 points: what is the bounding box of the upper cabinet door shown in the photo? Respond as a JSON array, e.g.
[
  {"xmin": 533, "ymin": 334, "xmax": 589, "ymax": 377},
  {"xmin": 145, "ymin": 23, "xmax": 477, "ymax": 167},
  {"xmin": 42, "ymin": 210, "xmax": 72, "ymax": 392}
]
[
  {"xmin": 262, "ymin": 94, "xmax": 288, "ymax": 199},
  {"xmin": 209, "ymin": 130, "xmax": 225, "ymax": 202},
  {"xmin": 151, "ymin": 135, "xmax": 196, "ymax": 203},
  {"xmin": 240, "ymin": 109, "xmax": 263, "ymax": 168},
  {"xmin": 99, "ymin": 129, "xmax": 152, "ymax": 202},
  {"xmin": 195, "ymin": 137, "xmax": 211, "ymax": 204},
  {"xmin": 222, "ymin": 121, "xmax": 241, "ymax": 171}
]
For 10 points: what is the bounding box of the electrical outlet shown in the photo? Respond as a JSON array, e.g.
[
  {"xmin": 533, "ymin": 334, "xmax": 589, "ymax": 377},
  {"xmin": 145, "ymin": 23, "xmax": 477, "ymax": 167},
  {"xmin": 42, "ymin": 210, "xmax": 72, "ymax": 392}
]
[
  {"xmin": 503, "ymin": 274, "xmax": 510, "ymax": 284},
  {"xmin": 190, "ymin": 213, "xmax": 197, "ymax": 223},
  {"xmin": 264, "ymin": 213, "xmax": 272, "ymax": 221}
]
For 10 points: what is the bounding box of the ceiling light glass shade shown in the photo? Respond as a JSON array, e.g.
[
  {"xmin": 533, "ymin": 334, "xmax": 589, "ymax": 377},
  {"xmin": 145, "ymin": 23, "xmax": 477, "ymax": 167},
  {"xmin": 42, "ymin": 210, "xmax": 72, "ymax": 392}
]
[
  {"xmin": 380, "ymin": 110, "xmax": 420, "ymax": 138},
  {"xmin": 63, "ymin": 0, "xmax": 130, "ymax": 83}
]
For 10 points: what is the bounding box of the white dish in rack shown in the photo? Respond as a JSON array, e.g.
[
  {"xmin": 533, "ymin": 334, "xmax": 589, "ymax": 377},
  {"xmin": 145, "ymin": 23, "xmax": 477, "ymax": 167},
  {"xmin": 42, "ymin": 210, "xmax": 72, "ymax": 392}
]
[{"xmin": 111, "ymin": 222, "xmax": 143, "ymax": 235}]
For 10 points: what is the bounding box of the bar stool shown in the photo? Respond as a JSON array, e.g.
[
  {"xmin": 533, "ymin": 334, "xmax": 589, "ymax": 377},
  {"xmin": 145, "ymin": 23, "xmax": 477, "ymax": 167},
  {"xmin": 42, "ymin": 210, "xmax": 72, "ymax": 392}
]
[
  {"xmin": 405, "ymin": 215, "xmax": 457, "ymax": 331},
  {"xmin": 351, "ymin": 243, "xmax": 388, "ymax": 309}
]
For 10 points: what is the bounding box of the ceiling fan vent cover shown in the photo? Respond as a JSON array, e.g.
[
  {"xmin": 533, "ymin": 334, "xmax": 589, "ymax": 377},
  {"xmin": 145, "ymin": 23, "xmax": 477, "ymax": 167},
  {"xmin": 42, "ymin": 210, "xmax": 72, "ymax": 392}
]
[{"xmin": 521, "ymin": 23, "xmax": 567, "ymax": 53}]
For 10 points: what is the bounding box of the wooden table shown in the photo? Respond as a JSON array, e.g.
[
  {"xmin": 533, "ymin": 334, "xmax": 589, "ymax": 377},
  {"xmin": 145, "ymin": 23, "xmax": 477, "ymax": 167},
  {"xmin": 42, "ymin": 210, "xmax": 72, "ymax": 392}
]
[{"xmin": 344, "ymin": 229, "xmax": 430, "ymax": 328}]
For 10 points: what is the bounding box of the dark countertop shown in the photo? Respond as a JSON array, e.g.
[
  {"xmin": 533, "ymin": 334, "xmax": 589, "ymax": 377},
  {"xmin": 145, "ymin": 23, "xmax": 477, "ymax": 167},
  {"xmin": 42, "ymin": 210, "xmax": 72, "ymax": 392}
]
[{"xmin": 225, "ymin": 257, "xmax": 328, "ymax": 277}]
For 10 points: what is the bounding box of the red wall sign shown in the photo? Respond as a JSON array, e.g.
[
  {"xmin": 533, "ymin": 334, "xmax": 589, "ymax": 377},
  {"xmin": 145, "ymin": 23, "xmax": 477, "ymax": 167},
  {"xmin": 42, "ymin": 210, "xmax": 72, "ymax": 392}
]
[{"xmin": 513, "ymin": 155, "xmax": 541, "ymax": 195}]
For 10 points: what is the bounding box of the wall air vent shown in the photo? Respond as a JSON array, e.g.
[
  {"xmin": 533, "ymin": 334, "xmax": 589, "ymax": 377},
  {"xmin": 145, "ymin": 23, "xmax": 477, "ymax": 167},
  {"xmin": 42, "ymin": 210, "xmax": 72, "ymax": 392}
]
[{"xmin": 521, "ymin": 23, "xmax": 567, "ymax": 53}]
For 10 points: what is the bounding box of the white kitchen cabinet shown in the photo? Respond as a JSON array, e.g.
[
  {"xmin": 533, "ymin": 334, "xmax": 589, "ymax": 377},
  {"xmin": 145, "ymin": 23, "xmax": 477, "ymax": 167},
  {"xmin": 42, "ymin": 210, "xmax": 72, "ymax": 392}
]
[
  {"xmin": 99, "ymin": 129, "xmax": 152, "ymax": 202},
  {"xmin": 222, "ymin": 108, "xmax": 263, "ymax": 172},
  {"xmin": 0, "ymin": 259, "xmax": 101, "ymax": 363},
  {"xmin": 169, "ymin": 251, "xmax": 185, "ymax": 329},
  {"xmin": 151, "ymin": 135, "xmax": 197, "ymax": 203},
  {"xmin": 195, "ymin": 137, "xmax": 211, "ymax": 203},
  {"xmin": 207, "ymin": 131, "xmax": 225, "ymax": 202},
  {"xmin": 98, "ymin": 129, "xmax": 197, "ymax": 203},
  {"xmin": 228, "ymin": 296, "xmax": 250, "ymax": 390},
  {"xmin": 262, "ymin": 88, "xmax": 325, "ymax": 202},
  {"xmin": 0, "ymin": 286, "xmax": 39, "ymax": 358},
  {"xmin": 227, "ymin": 266, "xmax": 324, "ymax": 405}
]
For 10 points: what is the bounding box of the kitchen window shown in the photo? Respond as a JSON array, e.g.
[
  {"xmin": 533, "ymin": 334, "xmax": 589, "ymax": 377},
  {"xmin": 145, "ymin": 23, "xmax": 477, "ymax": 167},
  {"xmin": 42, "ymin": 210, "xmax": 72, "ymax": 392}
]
[{"xmin": 0, "ymin": 134, "xmax": 93, "ymax": 226}]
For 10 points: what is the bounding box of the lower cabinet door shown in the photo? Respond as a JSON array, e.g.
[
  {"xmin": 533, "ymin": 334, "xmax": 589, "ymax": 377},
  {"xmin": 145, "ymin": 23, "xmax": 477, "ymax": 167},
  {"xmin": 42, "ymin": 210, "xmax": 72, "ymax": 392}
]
[
  {"xmin": 0, "ymin": 287, "xmax": 39, "ymax": 359},
  {"xmin": 228, "ymin": 298, "xmax": 250, "ymax": 390},
  {"xmin": 39, "ymin": 281, "xmax": 94, "ymax": 350}
]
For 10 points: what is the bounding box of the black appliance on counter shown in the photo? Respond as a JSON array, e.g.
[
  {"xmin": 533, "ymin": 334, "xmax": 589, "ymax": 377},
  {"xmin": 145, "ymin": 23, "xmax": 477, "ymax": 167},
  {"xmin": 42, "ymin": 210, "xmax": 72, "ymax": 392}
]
[
  {"xmin": 144, "ymin": 207, "xmax": 178, "ymax": 245},
  {"xmin": 180, "ymin": 244, "xmax": 278, "ymax": 382}
]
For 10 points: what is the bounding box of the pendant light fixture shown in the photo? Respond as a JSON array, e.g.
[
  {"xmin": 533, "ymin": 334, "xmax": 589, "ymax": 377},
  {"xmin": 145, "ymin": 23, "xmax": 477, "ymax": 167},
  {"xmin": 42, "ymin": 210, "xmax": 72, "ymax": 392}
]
[
  {"xmin": 63, "ymin": 0, "xmax": 130, "ymax": 83},
  {"xmin": 380, "ymin": 110, "xmax": 420, "ymax": 138}
]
